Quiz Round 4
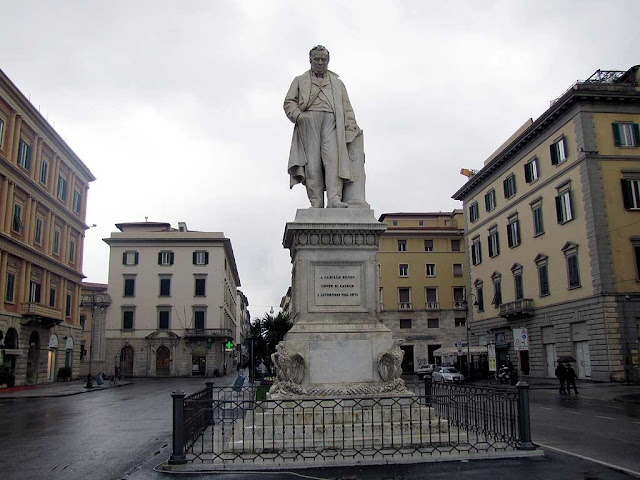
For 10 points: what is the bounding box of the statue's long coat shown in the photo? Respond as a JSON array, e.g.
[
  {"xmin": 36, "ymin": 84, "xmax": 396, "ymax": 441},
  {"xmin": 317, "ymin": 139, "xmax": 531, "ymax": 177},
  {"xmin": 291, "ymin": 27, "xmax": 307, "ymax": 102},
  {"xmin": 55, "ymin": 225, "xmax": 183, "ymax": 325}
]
[{"xmin": 284, "ymin": 70, "xmax": 359, "ymax": 188}]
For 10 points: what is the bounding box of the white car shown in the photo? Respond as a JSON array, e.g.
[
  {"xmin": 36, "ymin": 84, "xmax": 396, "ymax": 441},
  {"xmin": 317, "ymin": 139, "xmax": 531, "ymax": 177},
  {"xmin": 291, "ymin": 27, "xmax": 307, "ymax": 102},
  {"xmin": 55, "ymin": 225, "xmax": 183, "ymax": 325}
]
[
  {"xmin": 415, "ymin": 364, "xmax": 436, "ymax": 379},
  {"xmin": 432, "ymin": 366, "xmax": 465, "ymax": 383}
]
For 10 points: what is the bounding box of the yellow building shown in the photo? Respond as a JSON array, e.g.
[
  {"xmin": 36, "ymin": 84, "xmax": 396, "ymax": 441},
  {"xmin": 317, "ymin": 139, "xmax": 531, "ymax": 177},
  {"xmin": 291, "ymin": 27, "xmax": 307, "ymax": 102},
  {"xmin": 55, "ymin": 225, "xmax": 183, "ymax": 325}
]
[
  {"xmin": 378, "ymin": 212, "xmax": 473, "ymax": 373},
  {"xmin": 0, "ymin": 68, "xmax": 95, "ymax": 385},
  {"xmin": 453, "ymin": 65, "xmax": 640, "ymax": 382}
]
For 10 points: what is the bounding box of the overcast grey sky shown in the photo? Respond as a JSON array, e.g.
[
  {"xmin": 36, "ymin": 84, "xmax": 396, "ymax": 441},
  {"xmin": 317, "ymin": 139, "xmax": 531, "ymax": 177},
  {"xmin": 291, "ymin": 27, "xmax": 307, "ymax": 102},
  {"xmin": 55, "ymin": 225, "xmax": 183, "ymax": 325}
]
[{"xmin": 1, "ymin": 0, "xmax": 638, "ymax": 319}]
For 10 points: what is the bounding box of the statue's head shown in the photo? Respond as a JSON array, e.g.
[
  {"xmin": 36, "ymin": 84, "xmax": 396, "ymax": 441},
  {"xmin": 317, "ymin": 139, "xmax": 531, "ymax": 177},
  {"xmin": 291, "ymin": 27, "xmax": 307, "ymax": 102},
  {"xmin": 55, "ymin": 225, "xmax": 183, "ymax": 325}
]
[{"xmin": 309, "ymin": 45, "xmax": 329, "ymax": 77}]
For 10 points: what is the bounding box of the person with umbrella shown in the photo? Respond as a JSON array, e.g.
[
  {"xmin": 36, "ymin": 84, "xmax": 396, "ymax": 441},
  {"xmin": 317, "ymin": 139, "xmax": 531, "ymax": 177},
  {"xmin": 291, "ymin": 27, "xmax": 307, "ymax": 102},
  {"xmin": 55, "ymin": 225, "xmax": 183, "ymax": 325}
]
[
  {"xmin": 555, "ymin": 361, "xmax": 567, "ymax": 395},
  {"xmin": 564, "ymin": 359, "xmax": 579, "ymax": 394}
]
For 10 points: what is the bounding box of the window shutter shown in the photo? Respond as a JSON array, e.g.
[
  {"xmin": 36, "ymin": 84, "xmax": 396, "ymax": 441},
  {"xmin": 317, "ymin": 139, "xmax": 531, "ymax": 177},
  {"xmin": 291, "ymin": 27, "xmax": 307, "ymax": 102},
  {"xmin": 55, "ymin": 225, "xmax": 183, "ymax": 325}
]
[
  {"xmin": 134, "ymin": 252, "xmax": 139, "ymax": 265},
  {"xmin": 562, "ymin": 138, "xmax": 568, "ymax": 159},
  {"xmin": 507, "ymin": 225, "xmax": 513, "ymax": 248},
  {"xmin": 524, "ymin": 163, "xmax": 531, "ymax": 183},
  {"xmin": 485, "ymin": 194, "xmax": 490, "ymax": 211},
  {"xmin": 487, "ymin": 236, "xmax": 493, "ymax": 257},
  {"xmin": 204, "ymin": 252, "xmax": 209, "ymax": 264},
  {"xmin": 123, "ymin": 252, "xmax": 127, "ymax": 265},
  {"xmin": 621, "ymin": 179, "xmax": 633, "ymax": 209},
  {"xmin": 515, "ymin": 221, "xmax": 521, "ymax": 245},
  {"xmin": 478, "ymin": 243, "xmax": 482, "ymax": 264},
  {"xmin": 635, "ymin": 246, "xmax": 640, "ymax": 280},
  {"xmin": 633, "ymin": 123, "xmax": 640, "ymax": 146},
  {"xmin": 158, "ymin": 252, "xmax": 162, "ymax": 265},
  {"xmin": 170, "ymin": 252, "xmax": 175, "ymax": 264},
  {"xmin": 25, "ymin": 145, "xmax": 31, "ymax": 170},
  {"xmin": 511, "ymin": 176, "xmax": 516, "ymax": 196},
  {"xmin": 555, "ymin": 196, "xmax": 562, "ymax": 222},
  {"xmin": 193, "ymin": 252, "xmax": 197, "ymax": 264},
  {"xmin": 550, "ymin": 143, "xmax": 558, "ymax": 165},
  {"xmin": 567, "ymin": 190, "xmax": 573, "ymax": 220},
  {"xmin": 503, "ymin": 178, "xmax": 508, "ymax": 197},
  {"xmin": 612, "ymin": 123, "xmax": 622, "ymax": 146}
]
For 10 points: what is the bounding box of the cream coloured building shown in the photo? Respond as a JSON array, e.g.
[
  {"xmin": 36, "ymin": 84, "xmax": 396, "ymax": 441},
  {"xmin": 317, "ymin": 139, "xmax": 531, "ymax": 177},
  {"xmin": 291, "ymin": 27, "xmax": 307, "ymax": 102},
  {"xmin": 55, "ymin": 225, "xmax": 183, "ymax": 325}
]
[
  {"xmin": 453, "ymin": 65, "xmax": 640, "ymax": 382},
  {"xmin": 0, "ymin": 68, "xmax": 95, "ymax": 385},
  {"xmin": 103, "ymin": 221, "xmax": 242, "ymax": 377},
  {"xmin": 377, "ymin": 212, "xmax": 475, "ymax": 373}
]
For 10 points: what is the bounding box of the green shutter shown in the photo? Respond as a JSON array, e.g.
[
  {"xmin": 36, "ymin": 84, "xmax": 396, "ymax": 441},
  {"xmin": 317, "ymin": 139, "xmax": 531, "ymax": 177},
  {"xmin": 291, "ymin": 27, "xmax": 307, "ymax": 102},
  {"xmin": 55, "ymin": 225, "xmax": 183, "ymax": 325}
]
[
  {"xmin": 633, "ymin": 123, "xmax": 640, "ymax": 146},
  {"xmin": 613, "ymin": 123, "xmax": 622, "ymax": 146},
  {"xmin": 621, "ymin": 179, "xmax": 633, "ymax": 209},
  {"xmin": 550, "ymin": 143, "xmax": 558, "ymax": 165}
]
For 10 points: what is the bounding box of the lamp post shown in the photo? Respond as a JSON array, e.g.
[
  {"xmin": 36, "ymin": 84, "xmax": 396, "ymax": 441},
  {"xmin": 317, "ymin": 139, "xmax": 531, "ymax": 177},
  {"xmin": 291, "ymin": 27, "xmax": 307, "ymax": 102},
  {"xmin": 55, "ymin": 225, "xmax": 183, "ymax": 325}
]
[
  {"xmin": 80, "ymin": 292, "xmax": 107, "ymax": 389},
  {"xmin": 462, "ymin": 293, "xmax": 479, "ymax": 377}
]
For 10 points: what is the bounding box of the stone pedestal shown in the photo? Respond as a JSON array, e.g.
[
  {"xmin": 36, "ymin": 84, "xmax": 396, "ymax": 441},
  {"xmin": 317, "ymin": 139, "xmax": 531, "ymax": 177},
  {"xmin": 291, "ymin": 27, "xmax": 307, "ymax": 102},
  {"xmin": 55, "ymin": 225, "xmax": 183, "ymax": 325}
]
[{"xmin": 271, "ymin": 209, "xmax": 408, "ymax": 397}]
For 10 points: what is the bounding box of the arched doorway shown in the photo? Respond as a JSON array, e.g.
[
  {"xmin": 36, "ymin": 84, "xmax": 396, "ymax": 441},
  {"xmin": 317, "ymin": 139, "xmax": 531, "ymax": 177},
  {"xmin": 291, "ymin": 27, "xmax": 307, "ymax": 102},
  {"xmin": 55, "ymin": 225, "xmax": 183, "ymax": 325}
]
[
  {"xmin": 120, "ymin": 346, "xmax": 134, "ymax": 376},
  {"xmin": 156, "ymin": 346, "xmax": 170, "ymax": 376},
  {"xmin": 65, "ymin": 337, "xmax": 74, "ymax": 368},
  {"xmin": 192, "ymin": 346, "xmax": 206, "ymax": 376},
  {"xmin": 47, "ymin": 334, "xmax": 58, "ymax": 382},
  {"xmin": 27, "ymin": 331, "xmax": 40, "ymax": 384}
]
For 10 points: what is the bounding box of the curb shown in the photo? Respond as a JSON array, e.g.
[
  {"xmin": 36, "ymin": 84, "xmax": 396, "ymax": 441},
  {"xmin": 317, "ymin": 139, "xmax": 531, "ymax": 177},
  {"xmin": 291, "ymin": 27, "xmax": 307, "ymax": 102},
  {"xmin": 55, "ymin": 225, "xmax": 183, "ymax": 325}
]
[{"xmin": 0, "ymin": 381, "xmax": 132, "ymax": 399}]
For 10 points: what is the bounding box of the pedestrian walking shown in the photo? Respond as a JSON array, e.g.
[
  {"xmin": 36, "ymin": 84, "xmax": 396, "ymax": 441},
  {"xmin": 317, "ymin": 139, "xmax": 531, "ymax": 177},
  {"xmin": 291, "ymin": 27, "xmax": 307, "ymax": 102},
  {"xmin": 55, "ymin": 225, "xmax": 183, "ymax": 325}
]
[
  {"xmin": 566, "ymin": 364, "xmax": 579, "ymax": 394},
  {"xmin": 555, "ymin": 362, "xmax": 567, "ymax": 395}
]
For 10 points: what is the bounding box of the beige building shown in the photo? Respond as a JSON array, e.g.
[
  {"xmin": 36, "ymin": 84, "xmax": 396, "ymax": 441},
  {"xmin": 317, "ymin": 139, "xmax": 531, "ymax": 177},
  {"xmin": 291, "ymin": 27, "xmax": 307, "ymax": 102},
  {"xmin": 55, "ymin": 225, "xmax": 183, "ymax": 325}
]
[
  {"xmin": 103, "ymin": 221, "xmax": 242, "ymax": 377},
  {"xmin": 453, "ymin": 65, "xmax": 640, "ymax": 382},
  {"xmin": 0, "ymin": 68, "xmax": 95, "ymax": 385},
  {"xmin": 236, "ymin": 290, "xmax": 250, "ymax": 368},
  {"xmin": 377, "ymin": 212, "xmax": 474, "ymax": 372}
]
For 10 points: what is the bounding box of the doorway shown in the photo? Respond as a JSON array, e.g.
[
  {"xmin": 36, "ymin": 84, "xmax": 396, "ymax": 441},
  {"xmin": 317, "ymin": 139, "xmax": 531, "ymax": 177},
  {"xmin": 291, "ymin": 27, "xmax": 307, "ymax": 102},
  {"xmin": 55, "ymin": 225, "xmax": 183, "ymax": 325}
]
[
  {"xmin": 156, "ymin": 346, "xmax": 171, "ymax": 376},
  {"xmin": 518, "ymin": 350, "xmax": 530, "ymax": 375},
  {"xmin": 575, "ymin": 341, "xmax": 591, "ymax": 378},
  {"xmin": 192, "ymin": 346, "xmax": 206, "ymax": 376},
  {"xmin": 400, "ymin": 345, "xmax": 414, "ymax": 373},
  {"xmin": 27, "ymin": 331, "xmax": 40, "ymax": 384},
  {"xmin": 120, "ymin": 346, "xmax": 134, "ymax": 376},
  {"xmin": 545, "ymin": 343, "xmax": 557, "ymax": 378}
]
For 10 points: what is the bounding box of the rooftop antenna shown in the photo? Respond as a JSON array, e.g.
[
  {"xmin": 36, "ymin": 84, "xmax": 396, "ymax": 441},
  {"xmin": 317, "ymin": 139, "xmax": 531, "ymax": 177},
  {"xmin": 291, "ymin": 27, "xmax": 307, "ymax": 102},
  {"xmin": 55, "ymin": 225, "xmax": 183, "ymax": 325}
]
[{"xmin": 145, "ymin": 216, "xmax": 148, "ymax": 222}]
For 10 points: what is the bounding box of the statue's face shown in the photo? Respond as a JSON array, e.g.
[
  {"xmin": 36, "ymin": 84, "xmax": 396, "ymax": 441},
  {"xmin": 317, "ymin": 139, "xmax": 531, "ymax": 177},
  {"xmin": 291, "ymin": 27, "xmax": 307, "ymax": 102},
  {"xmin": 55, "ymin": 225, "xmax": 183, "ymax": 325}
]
[{"xmin": 310, "ymin": 50, "xmax": 329, "ymax": 76}]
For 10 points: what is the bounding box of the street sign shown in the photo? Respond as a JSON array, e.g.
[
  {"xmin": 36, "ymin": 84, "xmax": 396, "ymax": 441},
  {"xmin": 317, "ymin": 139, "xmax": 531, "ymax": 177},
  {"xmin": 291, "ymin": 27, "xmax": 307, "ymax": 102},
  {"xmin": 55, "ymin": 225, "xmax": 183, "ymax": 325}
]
[
  {"xmin": 488, "ymin": 344, "xmax": 497, "ymax": 372},
  {"xmin": 513, "ymin": 328, "xmax": 529, "ymax": 351},
  {"xmin": 455, "ymin": 340, "xmax": 463, "ymax": 348},
  {"xmin": 457, "ymin": 348, "xmax": 463, "ymax": 356}
]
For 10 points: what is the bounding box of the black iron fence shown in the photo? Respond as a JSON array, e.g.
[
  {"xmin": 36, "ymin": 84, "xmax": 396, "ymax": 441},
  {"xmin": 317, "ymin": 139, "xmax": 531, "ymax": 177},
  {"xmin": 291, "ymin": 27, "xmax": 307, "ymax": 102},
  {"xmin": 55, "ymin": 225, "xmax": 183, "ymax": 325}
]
[{"xmin": 168, "ymin": 380, "xmax": 534, "ymax": 467}]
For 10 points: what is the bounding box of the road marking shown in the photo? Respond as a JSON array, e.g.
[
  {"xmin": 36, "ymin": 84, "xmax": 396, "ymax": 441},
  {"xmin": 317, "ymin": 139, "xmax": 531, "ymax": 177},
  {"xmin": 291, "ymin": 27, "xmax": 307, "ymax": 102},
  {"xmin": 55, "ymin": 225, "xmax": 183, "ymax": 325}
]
[
  {"xmin": 538, "ymin": 407, "xmax": 552, "ymax": 410},
  {"xmin": 634, "ymin": 421, "xmax": 640, "ymax": 425},
  {"xmin": 535, "ymin": 442, "xmax": 640, "ymax": 478},
  {"xmin": 595, "ymin": 415, "xmax": 615, "ymax": 420},
  {"xmin": 562, "ymin": 410, "xmax": 582, "ymax": 415}
]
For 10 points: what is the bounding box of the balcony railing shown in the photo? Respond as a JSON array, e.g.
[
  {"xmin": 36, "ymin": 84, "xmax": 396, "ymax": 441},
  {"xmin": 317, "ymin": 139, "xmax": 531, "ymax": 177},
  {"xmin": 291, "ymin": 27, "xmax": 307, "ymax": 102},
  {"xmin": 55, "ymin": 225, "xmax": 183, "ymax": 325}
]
[
  {"xmin": 184, "ymin": 328, "xmax": 233, "ymax": 339},
  {"xmin": 499, "ymin": 299, "xmax": 534, "ymax": 318},
  {"xmin": 398, "ymin": 302, "xmax": 412, "ymax": 311},
  {"xmin": 425, "ymin": 301, "xmax": 440, "ymax": 310},
  {"xmin": 452, "ymin": 301, "xmax": 466, "ymax": 310},
  {"xmin": 21, "ymin": 303, "xmax": 63, "ymax": 327}
]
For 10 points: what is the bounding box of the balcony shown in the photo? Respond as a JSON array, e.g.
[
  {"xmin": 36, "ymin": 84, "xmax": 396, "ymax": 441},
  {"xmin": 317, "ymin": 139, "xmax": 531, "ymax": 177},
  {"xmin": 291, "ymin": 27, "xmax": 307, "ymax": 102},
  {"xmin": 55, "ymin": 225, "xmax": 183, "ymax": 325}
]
[
  {"xmin": 499, "ymin": 299, "xmax": 534, "ymax": 319},
  {"xmin": 184, "ymin": 328, "xmax": 233, "ymax": 340},
  {"xmin": 398, "ymin": 302, "xmax": 413, "ymax": 311},
  {"xmin": 21, "ymin": 303, "xmax": 63, "ymax": 328},
  {"xmin": 452, "ymin": 301, "xmax": 466, "ymax": 310},
  {"xmin": 425, "ymin": 302, "xmax": 440, "ymax": 311}
]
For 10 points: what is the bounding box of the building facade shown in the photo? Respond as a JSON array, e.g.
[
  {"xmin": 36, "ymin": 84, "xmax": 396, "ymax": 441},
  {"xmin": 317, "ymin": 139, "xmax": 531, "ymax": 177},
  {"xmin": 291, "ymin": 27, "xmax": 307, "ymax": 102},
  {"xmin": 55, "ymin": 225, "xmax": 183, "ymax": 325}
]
[
  {"xmin": 453, "ymin": 65, "xmax": 640, "ymax": 382},
  {"xmin": 377, "ymin": 212, "xmax": 474, "ymax": 373},
  {"xmin": 103, "ymin": 221, "xmax": 242, "ymax": 377},
  {"xmin": 0, "ymin": 68, "xmax": 95, "ymax": 385},
  {"xmin": 78, "ymin": 282, "xmax": 110, "ymax": 378},
  {"xmin": 236, "ymin": 290, "xmax": 250, "ymax": 368}
]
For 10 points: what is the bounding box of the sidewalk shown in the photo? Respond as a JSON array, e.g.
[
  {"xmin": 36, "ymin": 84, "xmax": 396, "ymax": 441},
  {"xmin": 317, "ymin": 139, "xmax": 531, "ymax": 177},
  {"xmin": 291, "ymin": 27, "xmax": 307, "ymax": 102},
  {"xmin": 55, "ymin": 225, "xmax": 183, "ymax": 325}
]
[{"xmin": 0, "ymin": 377, "xmax": 132, "ymax": 399}]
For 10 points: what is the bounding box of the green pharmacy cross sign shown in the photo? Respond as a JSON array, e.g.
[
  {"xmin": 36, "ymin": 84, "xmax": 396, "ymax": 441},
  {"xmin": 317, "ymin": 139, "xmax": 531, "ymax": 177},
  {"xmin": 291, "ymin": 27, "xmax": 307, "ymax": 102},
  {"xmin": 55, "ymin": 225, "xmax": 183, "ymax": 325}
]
[{"xmin": 225, "ymin": 341, "xmax": 235, "ymax": 351}]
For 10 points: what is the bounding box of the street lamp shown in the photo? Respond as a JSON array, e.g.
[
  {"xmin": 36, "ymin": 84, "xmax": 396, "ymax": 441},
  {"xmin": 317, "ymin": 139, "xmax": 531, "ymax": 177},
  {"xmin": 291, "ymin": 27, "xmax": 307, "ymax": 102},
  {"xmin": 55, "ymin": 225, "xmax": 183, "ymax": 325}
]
[
  {"xmin": 80, "ymin": 292, "xmax": 108, "ymax": 389},
  {"xmin": 461, "ymin": 293, "xmax": 479, "ymax": 377}
]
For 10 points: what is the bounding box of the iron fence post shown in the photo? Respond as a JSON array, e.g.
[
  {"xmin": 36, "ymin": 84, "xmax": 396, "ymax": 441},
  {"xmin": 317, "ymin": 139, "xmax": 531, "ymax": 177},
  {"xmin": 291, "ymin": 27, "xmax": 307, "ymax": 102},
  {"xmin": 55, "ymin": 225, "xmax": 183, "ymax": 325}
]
[
  {"xmin": 206, "ymin": 380, "xmax": 215, "ymax": 424},
  {"xmin": 168, "ymin": 390, "xmax": 187, "ymax": 464},
  {"xmin": 424, "ymin": 376, "xmax": 432, "ymax": 406},
  {"xmin": 516, "ymin": 381, "xmax": 535, "ymax": 450}
]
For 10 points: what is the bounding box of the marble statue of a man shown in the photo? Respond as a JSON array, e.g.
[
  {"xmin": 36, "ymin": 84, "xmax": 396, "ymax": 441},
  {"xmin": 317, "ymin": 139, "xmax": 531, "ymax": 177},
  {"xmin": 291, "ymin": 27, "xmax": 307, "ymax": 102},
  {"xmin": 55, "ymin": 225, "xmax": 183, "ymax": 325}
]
[{"xmin": 284, "ymin": 45, "xmax": 362, "ymax": 208}]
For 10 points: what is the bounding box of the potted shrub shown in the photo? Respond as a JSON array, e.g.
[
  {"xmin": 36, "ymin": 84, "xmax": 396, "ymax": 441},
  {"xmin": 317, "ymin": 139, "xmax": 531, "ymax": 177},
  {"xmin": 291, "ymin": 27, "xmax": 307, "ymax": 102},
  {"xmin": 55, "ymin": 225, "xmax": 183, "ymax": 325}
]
[
  {"xmin": 0, "ymin": 364, "xmax": 15, "ymax": 388},
  {"xmin": 57, "ymin": 366, "xmax": 72, "ymax": 382}
]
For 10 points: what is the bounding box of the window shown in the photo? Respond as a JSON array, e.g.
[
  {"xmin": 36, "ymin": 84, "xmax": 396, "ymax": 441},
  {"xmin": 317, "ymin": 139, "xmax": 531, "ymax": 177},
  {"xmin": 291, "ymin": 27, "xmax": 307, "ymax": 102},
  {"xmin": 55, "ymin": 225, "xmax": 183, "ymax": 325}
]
[
  {"xmin": 392, "ymin": 220, "xmax": 398, "ymax": 226},
  {"xmin": 562, "ymin": 243, "xmax": 580, "ymax": 289},
  {"xmin": 507, "ymin": 216, "xmax": 521, "ymax": 248},
  {"xmin": 613, "ymin": 122, "xmax": 640, "ymax": 147},
  {"xmin": 34, "ymin": 217, "xmax": 43, "ymax": 245},
  {"xmin": 5, "ymin": 272, "xmax": 15, "ymax": 303},
  {"xmin": 634, "ymin": 241, "xmax": 640, "ymax": 281},
  {"xmin": 418, "ymin": 220, "xmax": 424, "ymax": 226},
  {"xmin": 122, "ymin": 309, "xmax": 135, "ymax": 330},
  {"xmin": 65, "ymin": 293, "xmax": 72, "ymax": 317},
  {"xmin": 425, "ymin": 288, "xmax": 438, "ymax": 308},
  {"xmin": 537, "ymin": 260, "xmax": 550, "ymax": 297},
  {"xmin": 621, "ymin": 177, "xmax": 640, "ymax": 210},
  {"xmin": 532, "ymin": 200, "xmax": 544, "ymax": 236},
  {"xmin": 12, "ymin": 203, "xmax": 22, "ymax": 233},
  {"xmin": 193, "ymin": 250, "xmax": 209, "ymax": 265},
  {"xmin": 400, "ymin": 319, "xmax": 412, "ymax": 329},
  {"xmin": 424, "ymin": 240, "xmax": 433, "ymax": 252},
  {"xmin": 512, "ymin": 264, "xmax": 523, "ymax": 301},
  {"xmin": 57, "ymin": 175, "xmax": 67, "ymax": 201},
  {"xmin": 427, "ymin": 318, "xmax": 439, "ymax": 329},
  {"xmin": 195, "ymin": 277, "xmax": 206, "ymax": 296},
  {"xmin": 194, "ymin": 309, "xmax": 206, "ymax": 329},
  {"xmin": 80, "ymin": 315, "xmax": 86, "ymax": 330},
  {"xmin": 49, "ymin": 287, "xmax": 56, "ymax": 307},
  {"xmin": 397, "ymin": 240, "xmax": 407, "ymax": 252},
  {"xmin": 53, "ymin": 229, "xmax": 60, "ymax": 255},
  {"xmin": 471, "ymin": 237, "xmax": 482, "ymax": 265},
  {"xmin": 488, "ymin": 227, "xmax": 500, "ymax": 257},
  {"xmin": 425, "ymin": 264, "xmax": 436, "ymax": 277},
  {"xmin": 29, "ymin": 281, "xmax": 41, "ymax": 303},
  {"xmin": 158, "ymin": 251, "xmax": 174, "ymax": 265},
  {"xmin": 476, "ymin": 285, "xmax": 484, "ymax": 312},
  {"xmin": 17, "ymin": 139, "xmax": 31, "ymax": 170},
  {"xmin": 453, "ymin": 263, "xmax": 463, "ymax": 277},
  {"xmin": 556, "ymin": 185, "xmax": 573, "ymax": 224},
  {"xmin": 0, "ymin": 117, "xmax": 4, "ymax": 148},
  {"xmin": 453, "ymin": 287, "xmax": 465, "ymax": 306},
  {"xmin": 444, "ymin": 220, "xmax": 451, "ymax": 227},
  {"xmin": 503, "ymin": 174, "xmax": 516, "ymax": 199},
  {"xmin": 72, "ymin": 191, "xmax": 81, "ymax": 214},
  {"xmin": 69, "ymin": 239, "xmax": 76, "ymax": 263},
  {"xmin": 484, "ymin": 189, "xmax": 496, "ymax": 212},
  {"xmin": 451, "ymin": 239, "xmax": 461, "ymax": 251},
  {"xmin": 455, "ymin": 318, "xmax": 466, "ymax": 327},
  {"xmin": 524, "ymin": 157, "xmax": 539, "ymax": 183},
  {"xmin": 122, "ymin": 251, "xmax": 139, "ymax": 265},
  {"xmin": 550, "ymin": 136, "xmax": 568, "ymax": 165},
  {"xmin": 159, "ymin": 277, "xmax": 171, "ymax": 297},
  {"xmin": 158, "ymin": 309, "xmax": 170, "ymax": 330},
  {"xmin": 469, "ymin": 202, "xmax": 479, "ymax": 222},
  {"xmin": 399, "ymin": 264, "xmax": 409, "ymax": 277},
  {"xmin": 123, "ymin": 277, "xmax": 135, "ymax": 297},
  {"xmin": 40, "ymin": 159, "xmax": 48, "ymax": 185},
  {"xmin": 398, "ymin": 287, "xmax": 411, "ymax": 309},
  {"xmin": 492, "ymin": 276, "xmax": 502, "ymax": 308}
]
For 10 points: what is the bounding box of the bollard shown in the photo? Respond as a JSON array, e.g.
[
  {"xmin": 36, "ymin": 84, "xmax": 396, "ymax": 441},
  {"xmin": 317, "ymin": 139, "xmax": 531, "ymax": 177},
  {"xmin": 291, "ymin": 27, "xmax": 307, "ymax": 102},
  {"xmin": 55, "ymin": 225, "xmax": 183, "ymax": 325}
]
[
  {"xmin": 205, "ymin": 380, "xmax": 215, "ymax": 425},
  {"xmin": 168, "ymin": 390, "xmax": 187, "ymax": 465},
  {"xmin": 516, "ymin": 381, "xmax": 535, "ymax": 450}
]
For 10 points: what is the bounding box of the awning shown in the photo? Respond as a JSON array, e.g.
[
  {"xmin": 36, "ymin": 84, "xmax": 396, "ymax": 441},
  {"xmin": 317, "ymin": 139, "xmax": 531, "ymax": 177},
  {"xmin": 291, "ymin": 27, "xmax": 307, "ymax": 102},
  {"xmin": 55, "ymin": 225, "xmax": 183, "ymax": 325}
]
[{"xmin": 433, "ymin": 346, "xmax": 489, "ymax": 357}]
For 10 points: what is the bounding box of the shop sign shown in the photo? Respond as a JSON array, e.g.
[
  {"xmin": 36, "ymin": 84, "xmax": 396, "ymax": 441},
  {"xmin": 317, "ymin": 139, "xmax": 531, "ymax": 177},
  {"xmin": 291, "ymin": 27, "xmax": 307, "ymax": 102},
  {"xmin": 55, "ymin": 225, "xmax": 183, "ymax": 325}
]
[{"xmin": 488, "ymin": 344, "xmax": 497, "ymax": 372}]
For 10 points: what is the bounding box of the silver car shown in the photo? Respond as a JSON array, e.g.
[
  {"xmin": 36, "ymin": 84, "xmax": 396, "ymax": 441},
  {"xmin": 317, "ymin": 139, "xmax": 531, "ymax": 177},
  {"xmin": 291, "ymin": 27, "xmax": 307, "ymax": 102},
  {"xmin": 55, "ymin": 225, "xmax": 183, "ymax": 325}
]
[
  {"xmin": 432, "ymin": 366, "xmax": 465, "ymax": 383},
  {"xmin": 415, "ymin": 364, "xmax": 436, "ymax": 379}
]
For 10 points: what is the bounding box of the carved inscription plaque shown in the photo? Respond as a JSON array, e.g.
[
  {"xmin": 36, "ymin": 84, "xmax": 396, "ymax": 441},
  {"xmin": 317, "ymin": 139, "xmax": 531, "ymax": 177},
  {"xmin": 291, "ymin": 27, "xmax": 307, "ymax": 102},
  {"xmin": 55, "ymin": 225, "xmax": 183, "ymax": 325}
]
[{"xmin": 314, "ymin": 265, "xmax": 361, "ymax": 306}]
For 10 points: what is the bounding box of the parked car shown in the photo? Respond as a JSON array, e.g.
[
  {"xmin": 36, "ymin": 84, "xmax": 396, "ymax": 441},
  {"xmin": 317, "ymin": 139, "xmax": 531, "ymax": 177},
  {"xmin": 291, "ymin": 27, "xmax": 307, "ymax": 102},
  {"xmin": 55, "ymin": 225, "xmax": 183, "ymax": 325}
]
[
  {"xmin": 432, "ymin": 366, "xmax": 465, "ymax": 383},
  {"xmin": 415, "ymin": 364, "xmax": 437, "ymax": 379}
]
